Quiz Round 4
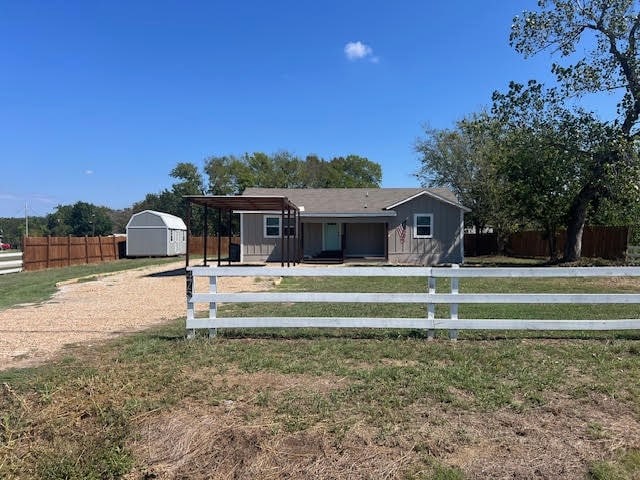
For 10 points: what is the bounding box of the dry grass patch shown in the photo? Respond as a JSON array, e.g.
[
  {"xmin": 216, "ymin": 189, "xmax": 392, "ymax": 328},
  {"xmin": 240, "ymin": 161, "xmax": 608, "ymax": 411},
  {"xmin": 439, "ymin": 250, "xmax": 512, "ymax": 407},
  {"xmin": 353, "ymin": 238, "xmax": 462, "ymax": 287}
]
[
  {"xmin": 414, "ymin": 393, "xmax": 640, "ymax": 479},
  {"xmin": 126, "ymin": 406, "xmax": 418, "ymax": 480}
]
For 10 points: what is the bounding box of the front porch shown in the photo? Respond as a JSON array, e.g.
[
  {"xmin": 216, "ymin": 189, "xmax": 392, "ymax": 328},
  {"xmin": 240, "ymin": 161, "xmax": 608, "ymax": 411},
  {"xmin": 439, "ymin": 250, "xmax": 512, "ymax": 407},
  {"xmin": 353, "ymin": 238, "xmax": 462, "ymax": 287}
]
[{"xmin": 300, "ymin": 221, "xmax": 388, "ymax": 263}]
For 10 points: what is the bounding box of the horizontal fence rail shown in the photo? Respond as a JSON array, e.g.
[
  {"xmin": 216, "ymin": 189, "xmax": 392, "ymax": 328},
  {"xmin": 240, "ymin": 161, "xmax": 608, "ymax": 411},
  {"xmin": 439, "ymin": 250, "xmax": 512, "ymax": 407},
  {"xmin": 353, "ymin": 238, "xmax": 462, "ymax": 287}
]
[
  {"xmin": 0, "ymin": 252, "xmax": 23, "ymax": 275},
  {"xmin": 185, "ymin": 266, "xmax": 640, "ymax": 339}
]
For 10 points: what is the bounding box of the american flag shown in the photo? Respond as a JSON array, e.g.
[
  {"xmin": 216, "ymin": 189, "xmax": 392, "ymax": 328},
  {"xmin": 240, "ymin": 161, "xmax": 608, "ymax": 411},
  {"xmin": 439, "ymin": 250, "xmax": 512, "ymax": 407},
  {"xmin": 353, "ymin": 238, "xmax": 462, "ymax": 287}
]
[{"xmin": 396, "ymin": 220, "xmax": 407, "ymax": 245}]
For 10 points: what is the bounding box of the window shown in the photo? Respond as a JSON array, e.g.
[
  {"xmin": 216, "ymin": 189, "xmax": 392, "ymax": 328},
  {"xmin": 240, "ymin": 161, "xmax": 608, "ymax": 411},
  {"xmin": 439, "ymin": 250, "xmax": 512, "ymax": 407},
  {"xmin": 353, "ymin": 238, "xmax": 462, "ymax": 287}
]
[
  {"xmin": 264, "ymin": 216, "xmax": 281, "ymax": 238},
  {"xmin": 264, "ymin": 215, "xmax": 296, "ymax": 238},
  {"xmin": 414, "ymin": 213, "xmax": 433, "ymax": 238}
]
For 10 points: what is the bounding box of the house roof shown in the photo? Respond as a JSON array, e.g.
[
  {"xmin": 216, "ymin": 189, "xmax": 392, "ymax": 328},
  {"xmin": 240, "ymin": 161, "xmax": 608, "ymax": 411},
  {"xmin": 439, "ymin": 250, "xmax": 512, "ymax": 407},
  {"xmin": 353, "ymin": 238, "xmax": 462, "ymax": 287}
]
[{"xmin": 242, "ymin": 188, "xmax": 470, "ymax": 214}]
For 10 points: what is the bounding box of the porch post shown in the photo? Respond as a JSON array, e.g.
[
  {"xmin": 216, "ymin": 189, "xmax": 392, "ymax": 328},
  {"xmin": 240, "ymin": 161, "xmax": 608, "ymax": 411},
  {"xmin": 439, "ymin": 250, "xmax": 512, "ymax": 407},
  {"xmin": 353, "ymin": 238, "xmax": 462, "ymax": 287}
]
[
  {"xmin": 185, "ymin": 200, "xmax": 191, "ymax": 267},
  {"xmin": 287, "ymin": 207, "xmax": 291, "ymax": 267},
  {"xmin": 385, "ymin": 222, "xmax": 389, "ymax": 262},
  {"xmin": 300, "ymin": 216, "xmax": 304, "ymax": 263},
  {"xmin": 293, "ymin": 209, "xmax": 298, "ymax": 265},
  {"xmin": 228, "ymin": 209, "xmax": 232, "ymax": 266},
  {"xmin": 217, "ymin": 208, "xmax": 222, "ymax": 267},
  {"xmin": 281, "ymin": 200, "xmax": 285, "ymax": 267},
  {"xmin": 203, "ymin": 205, "xmax": 208, "ymax": 266}
]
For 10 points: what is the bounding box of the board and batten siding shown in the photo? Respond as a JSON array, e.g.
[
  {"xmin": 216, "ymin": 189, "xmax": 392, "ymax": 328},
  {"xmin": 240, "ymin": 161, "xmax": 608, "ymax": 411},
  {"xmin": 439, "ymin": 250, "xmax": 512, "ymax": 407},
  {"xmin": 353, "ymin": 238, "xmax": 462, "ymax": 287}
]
[
  {"xmin": 241, "ymin": 196, "xmax": 464, "ymax": 265},
  {"xmin": 387, "ymin": 195, "xmax": 463, "ymax": 265},
  {"xmin": 242, "ymin": 213, "xmax": 297, "ymax": 262},
  {"xmin": 303, "ymin": 223, "xmax": 323, "ymax": 257},
  {"xmin": 345, "ymin": 223, "xmax": 385, "ymax": 257}
]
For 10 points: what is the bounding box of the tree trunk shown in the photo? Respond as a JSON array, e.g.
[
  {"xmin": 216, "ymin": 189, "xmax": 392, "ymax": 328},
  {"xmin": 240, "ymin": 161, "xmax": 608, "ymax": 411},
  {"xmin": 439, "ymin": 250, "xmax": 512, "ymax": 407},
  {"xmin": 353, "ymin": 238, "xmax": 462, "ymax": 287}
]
[
  {"xmin": 546, "ymin": 228, "xmax": 558, "ymax": 261},
  {"xmin": 563, "ymin": 186, "xmax": 596, "ymax": 262}
]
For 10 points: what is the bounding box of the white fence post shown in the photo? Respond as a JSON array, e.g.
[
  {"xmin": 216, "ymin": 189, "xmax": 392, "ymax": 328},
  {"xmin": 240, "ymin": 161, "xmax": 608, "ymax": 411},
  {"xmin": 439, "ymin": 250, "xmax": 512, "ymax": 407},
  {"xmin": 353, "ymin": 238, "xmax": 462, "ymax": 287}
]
[
  {"xmin": 209, "ymin": 274, "xmax": 217, "ymax": 338},
  {"xmin": 186, "ymin": 270, "xmax": 196, "ymax": 339},
  {"xmin": 427, "ymin": 274, "xmax": 436, "ymax": 340},
  {"xmin": 449, "ymin": 264, "xmax": 459, "ymax": 341}
]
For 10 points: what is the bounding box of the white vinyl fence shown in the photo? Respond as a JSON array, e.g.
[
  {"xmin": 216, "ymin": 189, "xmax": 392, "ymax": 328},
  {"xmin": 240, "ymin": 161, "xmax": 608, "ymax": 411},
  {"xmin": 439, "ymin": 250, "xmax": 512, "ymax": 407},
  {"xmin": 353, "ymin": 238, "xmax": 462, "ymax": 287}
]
[
  {"xmin": 0, "ymin": 252, "xmax": 23, "ymax": 275},
  {"xmin": 185, "ymin": 265, "xmax": 640, "ymax": 339}
]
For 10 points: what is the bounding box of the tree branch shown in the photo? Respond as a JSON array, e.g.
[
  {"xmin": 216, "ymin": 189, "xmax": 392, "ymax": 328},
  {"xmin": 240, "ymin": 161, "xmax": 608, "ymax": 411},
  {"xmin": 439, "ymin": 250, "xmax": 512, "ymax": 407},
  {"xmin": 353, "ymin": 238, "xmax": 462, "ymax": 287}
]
[
  {"xmin": 583, "ymin": 20, "xmax": 640, "ymax": 136},
  {"xmin": 628, "ymin": 13, "xmax": 640, "ymax": 57}
]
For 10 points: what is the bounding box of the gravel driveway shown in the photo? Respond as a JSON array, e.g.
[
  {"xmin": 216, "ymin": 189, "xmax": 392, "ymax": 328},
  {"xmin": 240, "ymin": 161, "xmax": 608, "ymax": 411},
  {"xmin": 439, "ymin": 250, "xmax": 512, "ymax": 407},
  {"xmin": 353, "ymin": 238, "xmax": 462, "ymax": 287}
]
[{"xmin": 0, "ymin": 262, "xmax": 275, "ymax": 372}]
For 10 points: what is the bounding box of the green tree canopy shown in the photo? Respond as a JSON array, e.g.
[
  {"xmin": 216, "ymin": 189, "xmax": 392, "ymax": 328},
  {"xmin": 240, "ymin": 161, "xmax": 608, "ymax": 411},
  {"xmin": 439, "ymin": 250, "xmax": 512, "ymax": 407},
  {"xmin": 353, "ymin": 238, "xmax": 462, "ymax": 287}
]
[
  {"xmin": 46, "ymin": 202, "xmax": 113, "ymax": 237},
  {"xmin": 204, "ymin": 151, "xmax": 382, "ymax": 194},
  {"xmin": 509, "ymin": 0, "xmax": 640, "ymax": 260}
]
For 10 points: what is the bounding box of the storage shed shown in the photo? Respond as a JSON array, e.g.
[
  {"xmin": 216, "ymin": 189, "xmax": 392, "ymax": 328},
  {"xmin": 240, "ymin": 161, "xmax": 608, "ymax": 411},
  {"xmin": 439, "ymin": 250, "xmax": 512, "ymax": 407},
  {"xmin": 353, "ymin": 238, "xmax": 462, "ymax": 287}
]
[{"xmin": 126, "ymin": 210, "xmax": 187, "ymax": 257}]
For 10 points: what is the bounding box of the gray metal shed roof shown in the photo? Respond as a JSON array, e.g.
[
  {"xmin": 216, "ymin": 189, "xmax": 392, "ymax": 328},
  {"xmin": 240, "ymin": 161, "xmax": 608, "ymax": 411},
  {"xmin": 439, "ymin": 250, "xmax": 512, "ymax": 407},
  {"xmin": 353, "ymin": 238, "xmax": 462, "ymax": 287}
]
[
  {"xmin": 126, "ymin": 210, "xmax": 187, "ymax": 230},
  {"xmin": 242, "ymin": 188, "xmax": 470, "ymax": 214}
]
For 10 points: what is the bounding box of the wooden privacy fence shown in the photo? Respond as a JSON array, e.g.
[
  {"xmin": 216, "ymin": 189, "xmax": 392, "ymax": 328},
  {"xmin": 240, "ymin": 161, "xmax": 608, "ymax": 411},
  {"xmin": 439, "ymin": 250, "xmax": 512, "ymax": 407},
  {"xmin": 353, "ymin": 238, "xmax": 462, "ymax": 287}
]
[
  {"xmin": 22, "ymin": 236, "xmax": 126, "ymax": 271},
  {"xmin": 464, "ymin": 226, "xmax": 630, "ymax": 259},
  {"xmin": 186, "ymin": 265, "xmax": 640, "ymax": 338},
  {"xmin": 464, "ymin": 233, "xmax": 499, "ymax": 256},
  {"xmin": 508, "ymin": 226, "xmax": 629, "ymax": 259},
  {"xmin": 0, "ymin": 252, "xmax": 22, "ymax": 275},
  {"xmin": 188, "ymin": 236, "xmax": 240, "ymax": 256}
]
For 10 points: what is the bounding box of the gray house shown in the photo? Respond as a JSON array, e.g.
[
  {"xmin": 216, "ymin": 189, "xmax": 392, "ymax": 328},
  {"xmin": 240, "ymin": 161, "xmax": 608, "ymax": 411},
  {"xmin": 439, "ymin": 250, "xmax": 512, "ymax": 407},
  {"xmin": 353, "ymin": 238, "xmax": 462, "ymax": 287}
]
[
  {"xmin": 126, "ymin": 210, "xmax": 187, "ymax": 257},
  {"xmin": 239, "ymin": 188, "xmax": 470, "ymax": 265}
]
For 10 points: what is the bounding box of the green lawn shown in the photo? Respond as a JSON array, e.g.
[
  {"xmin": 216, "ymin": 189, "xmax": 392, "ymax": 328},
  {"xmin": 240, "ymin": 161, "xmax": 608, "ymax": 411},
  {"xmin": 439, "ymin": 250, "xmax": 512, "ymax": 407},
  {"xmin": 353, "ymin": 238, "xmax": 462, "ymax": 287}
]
[
  {"xmin": 0, "ymin": 257, "xmax": 180, "ymax": 310},
  {"xmin": 1, "ymin": 262, "xmax": 639, "ymax": 478}
]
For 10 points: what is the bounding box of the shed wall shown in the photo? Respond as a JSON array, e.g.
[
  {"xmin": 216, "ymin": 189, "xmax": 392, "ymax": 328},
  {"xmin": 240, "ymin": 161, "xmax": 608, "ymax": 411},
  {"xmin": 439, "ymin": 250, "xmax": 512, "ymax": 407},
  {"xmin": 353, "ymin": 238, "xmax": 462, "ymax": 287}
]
[{"xmin": 127, "ymin": 228, "xmax": 168, "ymax": 256}]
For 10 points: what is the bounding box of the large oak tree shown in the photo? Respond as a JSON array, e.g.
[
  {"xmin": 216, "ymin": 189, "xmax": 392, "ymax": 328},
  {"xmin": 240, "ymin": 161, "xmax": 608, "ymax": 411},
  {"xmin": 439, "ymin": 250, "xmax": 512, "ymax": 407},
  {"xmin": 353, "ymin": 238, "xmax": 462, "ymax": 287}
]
[{"xmin": 510, "ymin": 0, "xmax": 640, "ymax": 260}]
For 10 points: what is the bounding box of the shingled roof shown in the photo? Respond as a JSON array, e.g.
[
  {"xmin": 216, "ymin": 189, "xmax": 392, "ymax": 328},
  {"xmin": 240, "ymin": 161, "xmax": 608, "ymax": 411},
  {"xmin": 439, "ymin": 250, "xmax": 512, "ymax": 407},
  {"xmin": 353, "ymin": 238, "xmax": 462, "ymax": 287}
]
[{"xmin": 242, "ymin": 188, "xmax": 470, "ymax": 214}]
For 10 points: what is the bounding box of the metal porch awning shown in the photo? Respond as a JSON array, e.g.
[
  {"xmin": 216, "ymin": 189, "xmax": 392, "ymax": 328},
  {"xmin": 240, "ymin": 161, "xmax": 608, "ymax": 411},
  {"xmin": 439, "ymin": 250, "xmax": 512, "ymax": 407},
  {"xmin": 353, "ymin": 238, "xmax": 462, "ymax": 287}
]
[{"xmin": 184, "ymin": 195, "xmax": 300, "ymax": 267}]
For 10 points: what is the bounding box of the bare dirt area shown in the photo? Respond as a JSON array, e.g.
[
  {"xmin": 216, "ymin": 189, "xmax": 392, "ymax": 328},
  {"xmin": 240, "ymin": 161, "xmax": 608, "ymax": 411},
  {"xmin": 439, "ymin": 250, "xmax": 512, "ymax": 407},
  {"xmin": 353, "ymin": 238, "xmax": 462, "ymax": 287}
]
[
  {"xmin": 125, "ymin": 372, "xmax": 640, "ymax": 480},
  {"xmin": 0, "ymin": 262, "xmax": 276, "ymax": 371}
]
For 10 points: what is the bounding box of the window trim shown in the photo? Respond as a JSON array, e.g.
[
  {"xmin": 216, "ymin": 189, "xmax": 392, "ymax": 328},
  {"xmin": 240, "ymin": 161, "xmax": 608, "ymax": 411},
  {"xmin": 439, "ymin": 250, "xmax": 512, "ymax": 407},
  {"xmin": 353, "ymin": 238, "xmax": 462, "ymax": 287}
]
[
  {"xmin": 413, "ymin": 213, "xmax": 433, "ymax": 239},
  {"xmin": 263, "ymin": 215, "xmax": 281, "ymax": 238}
]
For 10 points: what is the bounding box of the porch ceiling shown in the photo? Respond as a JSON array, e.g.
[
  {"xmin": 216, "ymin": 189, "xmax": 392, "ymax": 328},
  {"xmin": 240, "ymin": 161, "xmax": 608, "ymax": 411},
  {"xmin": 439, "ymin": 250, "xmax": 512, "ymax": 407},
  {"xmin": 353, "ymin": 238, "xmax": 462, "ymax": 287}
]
[{"xmin": 184, "ymin": 195, "xmax": 299, "ymax": 211}]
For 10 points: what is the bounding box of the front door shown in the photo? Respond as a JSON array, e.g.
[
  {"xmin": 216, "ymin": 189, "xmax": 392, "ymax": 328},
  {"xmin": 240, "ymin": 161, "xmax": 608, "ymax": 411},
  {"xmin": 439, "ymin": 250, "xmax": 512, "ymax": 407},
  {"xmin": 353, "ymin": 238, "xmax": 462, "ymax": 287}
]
[{"xmin": 323, "ymin": 223, "xmax": 341, "ymax": 251}]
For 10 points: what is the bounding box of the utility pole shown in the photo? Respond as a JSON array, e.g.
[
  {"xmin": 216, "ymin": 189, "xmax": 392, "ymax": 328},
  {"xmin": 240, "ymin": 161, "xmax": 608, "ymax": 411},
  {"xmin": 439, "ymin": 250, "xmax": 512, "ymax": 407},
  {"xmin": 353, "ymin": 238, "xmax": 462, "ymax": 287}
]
[{"xmin": 25, "ymin": 202, "xmax": 29, "ymax": 237}]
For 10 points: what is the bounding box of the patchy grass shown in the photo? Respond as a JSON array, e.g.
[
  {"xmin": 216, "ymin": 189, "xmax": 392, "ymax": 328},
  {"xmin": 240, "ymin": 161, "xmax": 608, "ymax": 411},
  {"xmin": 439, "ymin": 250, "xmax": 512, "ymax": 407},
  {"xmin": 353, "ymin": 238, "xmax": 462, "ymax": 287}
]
[
  {"xmin": 464, "ymin": 255, "xmax": 547, "ymax": 267},
  {"xmin": 589, "ymin": 450, "xmax": 640, "ymax": 480},
  {"xmin": 1, "ymin": 315, "xmax": 640, "ymax": 478},
  {"xmin": 1, "ymin": 268, "xmax": 640, "ymax": 478},
  {"xmin": 0, "ymin": 257, "xmax": 179, "ymax": 310}
]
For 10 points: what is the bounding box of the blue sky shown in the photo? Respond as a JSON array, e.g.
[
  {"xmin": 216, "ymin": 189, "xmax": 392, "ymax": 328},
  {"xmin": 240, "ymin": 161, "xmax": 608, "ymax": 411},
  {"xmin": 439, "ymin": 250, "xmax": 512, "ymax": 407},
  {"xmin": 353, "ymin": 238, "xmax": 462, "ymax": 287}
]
[{"xmin": 0, "ymin": 1, "xmax": 618, "ymax": 218}]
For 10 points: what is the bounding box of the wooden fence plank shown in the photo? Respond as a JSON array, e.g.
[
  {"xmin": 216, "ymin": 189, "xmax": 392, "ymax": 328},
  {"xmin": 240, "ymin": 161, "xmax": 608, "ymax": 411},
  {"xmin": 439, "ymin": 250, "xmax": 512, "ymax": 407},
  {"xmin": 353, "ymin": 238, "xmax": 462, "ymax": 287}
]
[{"xmin": 22, "ymin": 236, "xmax": 127, "ymax": 271}]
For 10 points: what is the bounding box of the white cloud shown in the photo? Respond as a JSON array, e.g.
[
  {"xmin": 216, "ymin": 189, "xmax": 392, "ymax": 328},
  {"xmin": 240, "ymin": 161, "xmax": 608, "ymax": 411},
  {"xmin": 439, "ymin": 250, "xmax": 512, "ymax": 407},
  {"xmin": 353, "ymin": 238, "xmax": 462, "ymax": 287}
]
[
  {"xmin": 344, "ymin": 41, "xmax": 377, "ymax": 62},
  {"xmin": 85, "ymin": 169, "xmax": 94, "ymax": 175}
]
